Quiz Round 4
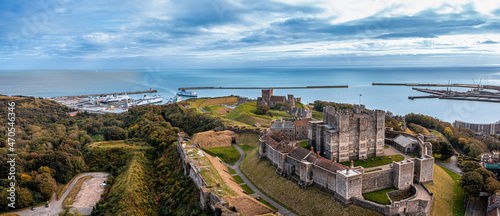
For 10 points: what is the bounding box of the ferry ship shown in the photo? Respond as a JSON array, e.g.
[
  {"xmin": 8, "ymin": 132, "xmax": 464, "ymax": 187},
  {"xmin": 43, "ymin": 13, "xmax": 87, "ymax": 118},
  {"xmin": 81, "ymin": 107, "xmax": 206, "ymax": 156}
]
[
  {"xmin": 136, "ymin": 95, "xmax": 163, "ymax": 106},
  {"xmin": 167, "ymin": 96, "xmax": 182, "ymax": 104},
  {"xmin": 177, "ymin": 90, "xmax": 197, "ymax": 97},
  {"xmin": 103, "ymin": 94, "xmax": 131, "ymax": 103}
]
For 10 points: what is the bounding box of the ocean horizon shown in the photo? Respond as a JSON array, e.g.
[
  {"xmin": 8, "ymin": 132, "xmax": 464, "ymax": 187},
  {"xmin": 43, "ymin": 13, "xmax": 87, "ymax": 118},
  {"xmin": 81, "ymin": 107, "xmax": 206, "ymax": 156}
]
[{"xmin": 1, "ymin": 66, "xmax": 499, "ymax": 124}]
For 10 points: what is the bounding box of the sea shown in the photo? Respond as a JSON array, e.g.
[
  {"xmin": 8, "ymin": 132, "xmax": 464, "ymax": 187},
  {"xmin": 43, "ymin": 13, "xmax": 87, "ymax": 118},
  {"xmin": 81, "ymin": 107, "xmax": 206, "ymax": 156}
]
[{"xmin": 1, "ymin": 67, "xmax": 499, "ymax": 124}]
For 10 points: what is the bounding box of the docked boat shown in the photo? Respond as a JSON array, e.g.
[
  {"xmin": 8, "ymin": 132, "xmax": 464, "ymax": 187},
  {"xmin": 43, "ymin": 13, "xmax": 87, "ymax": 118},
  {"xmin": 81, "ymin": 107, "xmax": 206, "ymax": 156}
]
[
  {"xmin": 177, "ymin": 90, "xmax": 197, "ymax": 97},
  {"xmin": 103, "ymin": 94, "xmax": 131, "ymax": 103},
  {"xmin": 167, "ymin": 96, "xmax": 182, "ymax": 104},
  {"xmin": 136, "ymin": 95, "xmax": 163, "ymax": 106}
]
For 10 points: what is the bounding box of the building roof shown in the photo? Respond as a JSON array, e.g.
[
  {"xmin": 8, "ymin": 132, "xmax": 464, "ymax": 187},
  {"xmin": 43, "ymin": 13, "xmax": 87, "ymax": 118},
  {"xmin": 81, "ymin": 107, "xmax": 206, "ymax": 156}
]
[
  {"xmin": 288, "ymin": 147, "xmax": 311, "ymax": 160},
  {"xmin": 315, "ymin": 157, "xmax": 346, "ymax": 172},
  {"xmin": 305, "ymin": 153, "xmax": 319, "ymax": 163},
  {"xmin": 393, "ymin": 134, "xmax": 419, "ymax": 147},
  {"xmin": 270, "ymin": 95, "xmax": 286, "ymax": 102},
  {"xmin": 262, "ymin": 131, "xmax": 292, "ymax": 153},
  {"xmin": 293, "ymin": 119, "xmax": 309, "ymax": 127}
]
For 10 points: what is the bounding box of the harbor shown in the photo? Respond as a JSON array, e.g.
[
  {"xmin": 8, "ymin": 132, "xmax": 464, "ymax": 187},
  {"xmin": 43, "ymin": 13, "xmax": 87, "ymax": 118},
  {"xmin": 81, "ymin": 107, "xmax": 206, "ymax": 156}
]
[
  {"xmin": 51, "ymin": 89, "xmax": 181, "ymax": 114},
  {"xmin": 373, "ymin": 82, "xmax": 500, "ymax": 103}
]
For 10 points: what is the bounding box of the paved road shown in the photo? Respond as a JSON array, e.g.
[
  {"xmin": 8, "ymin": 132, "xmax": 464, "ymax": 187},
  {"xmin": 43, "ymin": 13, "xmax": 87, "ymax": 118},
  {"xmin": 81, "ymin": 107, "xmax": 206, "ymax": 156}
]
[
  {"xmin": 465, "ymin": 197, "xmax": 485, "ymax": 216},
  {"xmin": 223, "ymin": 145, "xmax": 298, "ymax": 216},
  {"xmin": 435, "ymin": 155, "xmax": 462, "ymax": 176},
  {"xmin": 10, "ymin": 172, "xmax": 109, "ymax": 216}
]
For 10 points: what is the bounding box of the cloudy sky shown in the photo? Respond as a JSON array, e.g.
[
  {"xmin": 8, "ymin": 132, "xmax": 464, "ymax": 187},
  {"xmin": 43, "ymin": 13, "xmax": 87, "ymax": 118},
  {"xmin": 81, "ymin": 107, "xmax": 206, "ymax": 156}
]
[{"xmin": 1, "ymin": 0, "xmax": 500, "ymax": 69}]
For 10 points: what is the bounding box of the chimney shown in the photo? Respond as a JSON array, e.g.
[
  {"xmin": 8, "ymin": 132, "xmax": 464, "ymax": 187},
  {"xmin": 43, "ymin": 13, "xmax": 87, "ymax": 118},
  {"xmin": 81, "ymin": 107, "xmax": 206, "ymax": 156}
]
[
  {"xmin": 333, "ymin": 156, "xmax": 337, "ymax": 162},
  {"xmin": 350, "ymin": 160, "xmax": 354, "ymax": 168},
  {"xmin": 311, "ymin": 147, "xmax": 314, "ymax": 153},
  {"xmin": 346, "ymin": 167, "xmax": 350, "ymax": 175},
  {"xmin": 317, "ymin": 151, "xmax": 320, "ymax": 157}
]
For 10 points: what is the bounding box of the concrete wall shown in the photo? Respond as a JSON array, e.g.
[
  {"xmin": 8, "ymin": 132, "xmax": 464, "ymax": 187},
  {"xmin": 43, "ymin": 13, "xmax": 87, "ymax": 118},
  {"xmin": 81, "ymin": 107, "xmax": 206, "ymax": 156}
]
[{"xmin": 362, "ymin": 169, "xmax": 394, "ymax": 193}]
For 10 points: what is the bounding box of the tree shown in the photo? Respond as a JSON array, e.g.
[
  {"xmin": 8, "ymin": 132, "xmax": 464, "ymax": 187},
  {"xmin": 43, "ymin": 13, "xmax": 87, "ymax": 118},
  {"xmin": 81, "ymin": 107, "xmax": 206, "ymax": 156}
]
[
  {"xmin": 458, "ymin": 138, "xmax": 468, "ymax": 148},
  {"xmin": 255, "ymin": 105, "xmax": 270, "ymax": 115},
  {"xmin": 35, "ymin": 173, "xmax": 56, "ymax": 200},
  {"xmin": 460, "ymin": 171, "xmax": 483, "ymax": 198},
  {"xmin": 444, "ymin": 127, "xmax": 454, "ymax": 139},
  {"xmin": 484, "ymin": 177, "xmax": 500, "ymax": 194},
  {"xmin": 462, "ymin": 161, "xmax": 481, "ymax": 173},
  {"xmin": 38, "ymin": 166, "xmax": 56, "ymax": 177},
  {"xmin": 440, "ymin": 142, "xmax": 455, "ymax": 160},
  {"xmin": 17, "ymin": 187, "xmax": 34, "ymax": 208},
  {"xmin": 283, "ymin": 103, "xmax": 292, "ymax": 111},
  {"xmin": 430, "ymin": 140, "xmax": 441, "ymax": 156},
  {"xmin": 475, "ymin": 167, "xmax": 496, "ymax": 181},
  {"xmin": 104, "ymin": 126, "xmax": 126, "ymax": 141}
]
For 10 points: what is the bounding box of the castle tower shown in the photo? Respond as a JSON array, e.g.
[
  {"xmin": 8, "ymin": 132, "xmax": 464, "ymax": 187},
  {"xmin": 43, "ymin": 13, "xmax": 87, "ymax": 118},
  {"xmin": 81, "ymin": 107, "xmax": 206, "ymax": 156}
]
[
  {"xmin": 262, "ymin": 89, "xmax": 273, "ymax": 101},
  {"xmin": 287, "ymin": 94, "xmax": 295, "ymax": 108},
  {"xmin": 393, "ymin": 160, "xmax": 414, "ymax": 190}
]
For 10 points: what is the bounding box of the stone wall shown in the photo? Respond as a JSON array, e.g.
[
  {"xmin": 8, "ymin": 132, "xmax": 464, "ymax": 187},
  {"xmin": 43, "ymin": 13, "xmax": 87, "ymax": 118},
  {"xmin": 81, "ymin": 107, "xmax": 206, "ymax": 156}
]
[
  {"xmin": 311, "ymin": 165, "xmax": 337, "ymax": 193},
  {"xmin": 352, "ymin": 197, "xmax": 391, "ymax": 215},
  {"xmin": 362, "ymin": 169, "xmax": 394, "ymax": 193}
]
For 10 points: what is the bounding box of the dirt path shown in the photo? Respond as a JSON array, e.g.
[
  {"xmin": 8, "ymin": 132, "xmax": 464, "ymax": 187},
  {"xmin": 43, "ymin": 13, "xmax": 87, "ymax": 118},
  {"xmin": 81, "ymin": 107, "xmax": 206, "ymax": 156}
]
[
  {"xmin": 224, "ymin": 144, "xmax": 298, "ymax": 216},
  {"xmin": 9, "ymin": 172, "xmax": 109, "ymax": 216}
]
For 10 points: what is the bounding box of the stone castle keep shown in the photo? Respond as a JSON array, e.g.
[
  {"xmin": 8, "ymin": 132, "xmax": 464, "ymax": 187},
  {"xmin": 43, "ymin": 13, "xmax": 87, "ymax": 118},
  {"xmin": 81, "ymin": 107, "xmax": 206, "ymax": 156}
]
[
  {"xmin": 259, "ymin": 105, "xmax": 435, "ymax": 216},
  {"xmin": 309, "ymin": 105, "xmax": 385, "ymax": 162}
]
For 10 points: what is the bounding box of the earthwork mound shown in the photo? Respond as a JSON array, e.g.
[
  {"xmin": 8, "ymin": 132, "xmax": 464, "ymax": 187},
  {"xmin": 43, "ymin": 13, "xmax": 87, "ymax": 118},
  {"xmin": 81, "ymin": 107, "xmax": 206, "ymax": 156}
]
[{"xmin": 192, "ymin": 130, "xmax": 237, "ymax": 148}]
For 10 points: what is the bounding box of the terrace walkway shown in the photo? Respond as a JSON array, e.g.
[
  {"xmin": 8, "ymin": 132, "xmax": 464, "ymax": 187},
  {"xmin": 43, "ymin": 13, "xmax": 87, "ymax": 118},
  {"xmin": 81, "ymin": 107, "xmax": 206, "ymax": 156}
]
[{"xmin": 223, "ymin": 145, "xmax": 298, "ymax": 216}]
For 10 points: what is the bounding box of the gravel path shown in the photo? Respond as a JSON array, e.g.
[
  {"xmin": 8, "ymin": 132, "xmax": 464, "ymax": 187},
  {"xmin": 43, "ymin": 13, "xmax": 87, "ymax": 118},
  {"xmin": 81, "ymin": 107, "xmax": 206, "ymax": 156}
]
[
  {"xmin": 10, "ymin": 172, "xmax": 109, "ymax": 216},
  {"xmin": 223, "ymin": 144, "xmax": 298, "ymax": 216}
]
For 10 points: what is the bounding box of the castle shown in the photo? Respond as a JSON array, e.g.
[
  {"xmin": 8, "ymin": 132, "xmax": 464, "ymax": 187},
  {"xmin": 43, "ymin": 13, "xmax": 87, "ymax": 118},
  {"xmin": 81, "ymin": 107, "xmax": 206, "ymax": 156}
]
[
  {"xmin": 257, "ymin": 89, "xmax": 301, "ymax": 109},
  {"xmin": 309, "ymin": 104, "xmax": 385, "ymax": 162},
  {"xmin": 258, "ymin": 105, "xmax": 435, "ymax": 216}
]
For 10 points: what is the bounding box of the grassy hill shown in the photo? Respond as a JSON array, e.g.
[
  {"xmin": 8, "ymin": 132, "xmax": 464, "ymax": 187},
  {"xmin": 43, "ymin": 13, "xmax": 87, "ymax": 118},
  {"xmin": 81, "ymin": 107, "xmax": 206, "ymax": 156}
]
[
  {"xmin": 425, "ymin": 165, "xmax": 465, "ymax": 216},
  {"xmin": 84, "ymin": 140, "xmax": 154, "ymax": 172},
  {"xmin": 225, "ymin": 102, "xmax": 292, "ymax": 127},
  {"xmin": 94, "ymin": 152, "xmax": 155, "ymax": 215}
]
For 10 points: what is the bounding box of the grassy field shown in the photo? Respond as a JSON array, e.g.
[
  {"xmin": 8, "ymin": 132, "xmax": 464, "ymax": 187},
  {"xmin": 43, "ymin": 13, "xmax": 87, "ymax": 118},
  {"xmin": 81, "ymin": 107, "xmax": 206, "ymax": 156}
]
[
  {"xmin": 312, "ymin": 110, "xmax": 323, "ymax": 120},
  {"xmin": 240, "ymin": 147, "xmax": 382, "ymax": 216},
  {"xmin": 236, "ymin": 133, "xmax": 260, "ymax": 152},
  {"xmin": 225, "ymin": 102, "xmax": 292, "ymax": 127},
  {"xmin": 425, "ymin": 165, "xmax": 465, "ymax": 216},
  {"xmin": 362, "ymin": 188, "xmax": 396, "ymax": 205},
  {"xmin": 63, "ymin": 176, "xmax": 93, "ymax": 207},
  {"xmin": 228, "ymin": 167, "xmax": 237, "ymax": 175},
  {"xmin": 241, "ymin": 184, "xmax": 256, "ymax": 194},
  {"xmin": 295, "ymin": 102, "xmax": 305, "ymax": 109},
  {"xmin": 188, "ymin": 96, "xmax": 237, "ymax": 109},
  {"xmin": 299, "ymin": 141, "xmax": 309, "ymax": 148},
  {"xmin": 257, "ymin": 197, "xmax": 278, "ymax": 211},
  {"xmin": 340, "ymin": 155, "xmax": 405, "ymax": 168},
  {"xmin": 203, "ymin": 146, "xmax": 241, "ymax": 165},
  {"xmin": 233, "ymin": 175, "xmax": 245, "ymax": 184},
  {"xmin": 87, "ymin": 140, "xmax": 152, "ymax": 151}
]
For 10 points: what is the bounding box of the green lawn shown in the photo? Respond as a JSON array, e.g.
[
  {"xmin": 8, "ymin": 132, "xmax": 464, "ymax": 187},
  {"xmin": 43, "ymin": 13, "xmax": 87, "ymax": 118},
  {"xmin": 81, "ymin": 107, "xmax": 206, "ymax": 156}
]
[
  {"xmin": 226, "ymin": 102, "xmax": 292, "ymax": 127},
  {"xmin": 384, "ymin": 145, "xmax": 389, "ymax": 149},
  {"xmin": 228, "ymin": 167, "xmax": 237, "ymax": 175},
  {"xmin": 241, "ymin": 184, "xmax": 256, "ymax": 194},
  {"xmin": 362, "ymin": 188, "xmax": 397, "ymax": 205},
  {"xmin": 425, "ymin": 164, "xmax": 465, "ymax": 216},
  {"xmin": 299, "ymin": 141, "xmax": 309, "ymax": 148},
  {"xmin": 202, "ymin": 146, "xmax": 241, "ymax": 165},
  {"xmin": 440, "ymin": 165, "xmax": 466, "ymax": 216},
  {"xmin": 365, "ymin": 168, "xmax": 382, "ymax": 173},
  {"xmin": 340, "ymin": 155, "xmax": 405, "ymax": 168},
  {"xmin": 295, "ymin": 102, "xmax": 305, "ymax": 109},
  {"xmin": 203, "ymin": 105, "xmax": 223, "ymax": 116},
  {"xmin": 311, "ymin": 110, "xmax": 323, "ymax": 120},
  {"xmin": 233, "ymin": 175, "xmax": 245, "ymax": 184}
]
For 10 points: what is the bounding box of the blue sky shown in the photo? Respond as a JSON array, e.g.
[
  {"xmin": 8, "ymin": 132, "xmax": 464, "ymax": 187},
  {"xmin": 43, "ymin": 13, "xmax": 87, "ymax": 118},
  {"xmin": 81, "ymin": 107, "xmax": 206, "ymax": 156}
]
[{"xmin": 1, "ymin": 0, "xmax": 500, "ymax": 69}]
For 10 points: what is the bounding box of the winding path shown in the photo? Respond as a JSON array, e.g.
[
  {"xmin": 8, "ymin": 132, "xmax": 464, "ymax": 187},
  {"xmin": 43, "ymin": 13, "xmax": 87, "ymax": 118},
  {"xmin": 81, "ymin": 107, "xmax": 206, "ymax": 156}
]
[
  {"xmin": 435, "ymin": 155, "xmax": 462, "ymax": 176},
  {"xmin": 10, "ymin": 172, "xmax": 109, "ymax": 216},
  {"xmin": 223, "ymin": 145, "xmax": 298, "ymax": 216}
]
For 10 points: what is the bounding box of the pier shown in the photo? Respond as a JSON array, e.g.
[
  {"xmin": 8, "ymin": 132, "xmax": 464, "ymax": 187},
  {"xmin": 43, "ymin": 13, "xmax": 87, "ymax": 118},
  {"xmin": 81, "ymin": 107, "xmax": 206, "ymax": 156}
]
[
  {"xmin": 408, "ymin": 88, "xmax": 500, "ymax": 103},
  {"xmin": 373, "ymin": 82, "xmax": 500, "ymax": 91},
  {"xmin": 63, "ymin": 89, "xmax": 157, "ymax": 98},
  {"xmin": 178, "ymin": 85, "xmax": 348, "ymax": 90}
]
